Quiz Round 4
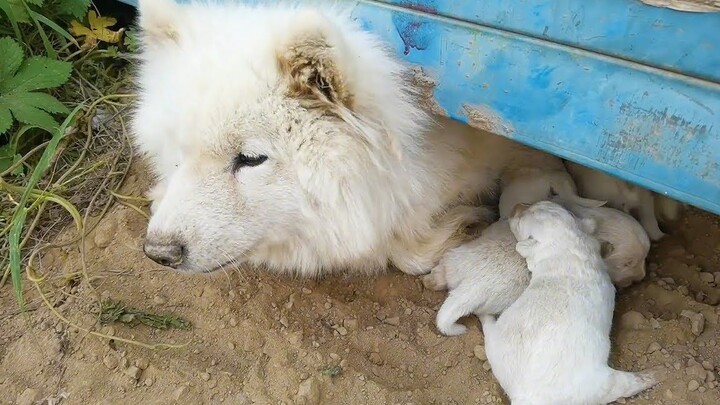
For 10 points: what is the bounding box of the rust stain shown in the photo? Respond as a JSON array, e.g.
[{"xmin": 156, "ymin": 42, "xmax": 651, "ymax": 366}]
[
  {"xmin": 639, "ymin": 0, "xmax": 720, "ymax": 12},
  {"xmin": 463, "ymin": 104, "xmax": 515, "ymax": 137},
  {"xmin": 409, "ymin": 66, "xmax": 448, "ymax": 116}
]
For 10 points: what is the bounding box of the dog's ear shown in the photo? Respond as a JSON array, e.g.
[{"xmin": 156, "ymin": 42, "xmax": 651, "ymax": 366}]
[
  {"xmin": 138, "ymin": 0, "xmax": 183, "ymax": 44},
  {"xmin": 600, "ymin": 241, "xmax": 615, "ymax": 258},
  {"xmin": 277, "ymin": 10, "xmax": 353, "ymax": 110},
  {"xmin": 515, "ymin": 238, "xmax": 537, "ymax": 257}
]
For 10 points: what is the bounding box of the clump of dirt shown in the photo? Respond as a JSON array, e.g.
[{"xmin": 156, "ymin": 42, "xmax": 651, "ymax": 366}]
[{"xmin": 0, "ymin": 165, "xmax": 718, "ymax": 405}]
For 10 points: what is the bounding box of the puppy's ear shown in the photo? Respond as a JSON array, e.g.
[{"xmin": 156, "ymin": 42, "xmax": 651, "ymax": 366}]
[
  {"xmin": 515, "ymin": 238, "xmax": 537, "ymax": 258},
  {"xmin": 277, "ymin": 10, "xmax": 353, "ymax": 110},
  {"xmin": 511, "ymin": 203, "xmax": 531, "ymax": 218},
  {"xmin": 578, "ymin": 217, "xmax": 597, "ymax": 234},
  {"xmin": 600, "ymin": 241, "xmax": 615, "ymax": 258},
  {"xmin": 137, "ymin": 0, "xmax": 183, "ymax": 44},
  {"xmin": 572, "ymin": 196, "xmax": 607, "ymax": 209}
]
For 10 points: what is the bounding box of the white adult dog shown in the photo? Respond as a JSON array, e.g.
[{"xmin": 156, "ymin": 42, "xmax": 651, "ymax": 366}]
[
  {"xmin": 132, "ymin": 0, "xmax": 561, "ymax": 276},
  {"xmin": 480, "ymin": 201, "xmax": 662, "ymax": 405}
]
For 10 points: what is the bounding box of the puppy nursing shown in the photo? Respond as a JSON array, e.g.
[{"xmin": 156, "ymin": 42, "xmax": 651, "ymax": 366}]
[
  {"xmin": 565, "ymin": 162, "xmax": 679, "ymax": 241},
  {"xmin": 481, "ymin": 201, "xmax": 661, "ymax": 405},
  {"xmin": 557, "ymin": 198, "xmax": 651, "ymax": 288},
  {"xmin": 424, "ymin": 220, "xmax": 530, "ymax": 336}
]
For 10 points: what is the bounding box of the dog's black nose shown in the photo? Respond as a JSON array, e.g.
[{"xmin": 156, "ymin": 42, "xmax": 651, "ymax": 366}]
[{"xmin": 143, "ymin": 240, "xmax": 184, "ymax": 268}]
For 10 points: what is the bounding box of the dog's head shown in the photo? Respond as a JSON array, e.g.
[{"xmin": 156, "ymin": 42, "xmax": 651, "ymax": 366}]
[
  {"xmin": 133, "ymin": 1, "xmax": 426, "ymax": 273},
  {"xmin": 594, "ymin": 208, "xmax": 651, "ymax": 288},
  {"xmin": 509, "ymin": 201, "xmax": 597, "ymax": 259}
]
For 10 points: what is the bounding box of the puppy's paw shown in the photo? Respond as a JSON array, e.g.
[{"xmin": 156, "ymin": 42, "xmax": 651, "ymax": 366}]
[
  {"xmin": 439, "ymin": 323, "xmax": 467, "ymax": 336},
  {"xmin": 422, "ymin": 274, "xmax": 443, "ymax": 291}
]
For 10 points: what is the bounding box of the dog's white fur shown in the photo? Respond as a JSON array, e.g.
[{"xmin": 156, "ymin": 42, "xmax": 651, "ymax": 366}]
[
  {"xmin": 481, "ymin": 201, "xmax": 662, "ymax": 404},
  {"xmin": 423, "ymin": 220, "xmax": 530, "ymax": 336},
  {"xmin": 556, "ymin": 198, "xmax": 651, "ymax": 288},
  {"xmin": 565, "ymin": 162, "xmax": 680, "ymax": 241},
  {"xmin": 132, "ymin": 0, "xmax": 562, "ymax": 276}
]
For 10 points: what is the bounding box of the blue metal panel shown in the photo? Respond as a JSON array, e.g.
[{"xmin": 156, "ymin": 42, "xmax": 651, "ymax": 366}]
[
  {"xmin": 116, "ymin": 0, "xmax": 720, "ymax": 214},
  {"xmin": 379, "ymin": 0, "xmax": 720, "ymax": 83}
]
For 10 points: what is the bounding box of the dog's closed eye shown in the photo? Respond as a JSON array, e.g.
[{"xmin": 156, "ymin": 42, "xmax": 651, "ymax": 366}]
[{"xmin": 233, "ymin": 153, "xmax": 268, "ymax": 173}]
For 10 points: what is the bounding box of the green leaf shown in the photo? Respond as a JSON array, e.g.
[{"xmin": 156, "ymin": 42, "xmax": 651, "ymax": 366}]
[
  {"xmin": 0, "ymin": 105, "xmax": 11, "ymax": 134},
  {"xmin": 0, "ymin": 37, "xmax": 23, "ymax": 83},
  {"xmin": 7, "ymin": 101, "xmax": 60, "ymax": 132},
  {"xmin": 0, "ymin": 0, "xmax": 30, "ymax": 24},
  {"xmin": 13, "ymin": 92, "xmax": 69, "ymax": 114},
  {"xmin": 0, "ymin": 38, "xmax": 71, "ymax": 135},
  {"xmin": 1, "ymin": 56, "xmax": 72, "ymax": 93},
  {"xmin": 123, "ymin": 29, "xmax": 140, "ymax": 53},
  {"xmin": 9, "ymin": 103, "xmax": 83, "ymax": 310},
  {"xmin": 0, "ymin": 145, "xmax": 23, "ymax": 175},
  {"xmin": 53, "ymin": 0, "xmax": 89, "ymax": 18}
]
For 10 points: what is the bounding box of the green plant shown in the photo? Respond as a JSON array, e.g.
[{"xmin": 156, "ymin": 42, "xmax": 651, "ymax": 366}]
[{"xmin": 0, "ymin": 36, "xmax": 72, "ymax": 135}]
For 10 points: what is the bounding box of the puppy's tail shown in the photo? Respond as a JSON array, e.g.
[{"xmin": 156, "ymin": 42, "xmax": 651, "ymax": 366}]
[{"xmin": 596, "ymin": 366, "xmax": 665, "ymax": 404}]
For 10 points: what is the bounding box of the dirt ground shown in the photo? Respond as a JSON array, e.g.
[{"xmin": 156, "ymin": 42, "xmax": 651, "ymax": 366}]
[{"xmin": 1, "ymin": 164, "xmax": 719, "ymax": 405}]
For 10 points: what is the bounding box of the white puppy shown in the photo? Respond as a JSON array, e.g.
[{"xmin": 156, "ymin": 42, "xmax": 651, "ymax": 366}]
[
  {"xmin": 498, "ymin": 155, "xmax": 604, "ymax": 220},
  {"xmin": 556, "ymin": 198, "xmax": 650, "ymax": 288},
  {"xmin": 481, "ymin": 201, "xmax": 662, "ymax": 405},
  {"xmin": 423, "ymin": 220, "xmax": 530, "ymax": 336},
  {"xmin": 565, "ymin": 162, "xmax": 668, "ymax": 241}
]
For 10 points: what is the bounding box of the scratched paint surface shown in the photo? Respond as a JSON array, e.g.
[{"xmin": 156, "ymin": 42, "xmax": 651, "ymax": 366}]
[
  {"xmin": 380, "ymin": 0, "xmax": 720, "ymax": 83},
  {"xmin": 353, "ymin": 1, "xmax": 720, "ymax": 213},
  {"xmin": 117, "ymin": 0, "xmax": 720, "ymax": 214}
]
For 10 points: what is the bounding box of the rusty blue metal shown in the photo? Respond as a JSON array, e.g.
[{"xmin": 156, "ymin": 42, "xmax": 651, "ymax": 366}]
[
  {"xmin": 380, "ymin": 0, "xmax": 720, "ymax": 83},
  {"xmin": 117, "ymin": 0, "xmax": 720, "ymax": 214}
]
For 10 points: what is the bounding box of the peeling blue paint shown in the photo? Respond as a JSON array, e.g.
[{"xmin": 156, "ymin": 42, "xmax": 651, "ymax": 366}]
[{"xmin": 116, "ymin": 0, "xmax": 720, "ymax": 214}]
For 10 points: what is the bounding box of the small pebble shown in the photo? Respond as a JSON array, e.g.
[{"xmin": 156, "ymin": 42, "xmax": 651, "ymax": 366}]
[
  {"xmin": 16, "ymin": 388, "xmax": 38, "ymax": 405},
  {"xmin": 646, "ymin": 342, "xmax": 661, "ymax": 354},
  {"xmin": 135, "ymin": 358, "xmax": 150, "ymax": 370},
  {"xmin": 383, "ymin": 316, "xmax": 400, "ymax": 326},
  {"xmin": 200, "ymin": 372, "xmax": 211, "ymax": 381},
  {"xmin": 229, "ymin": 317, "xmax": 238, "ymax": 327},
  {"xmin": 103, "ymin": 355, "xmax": 118, "ymax": 370},
  {"xmin": 663, "ymin": 389, "xmax": 674, "ymax": 400},
  {"xmin": 688, "ymin": 379, "xmax": 700, "ymax": 391},
  {"xmin": 680, "ymin": 310, "xmax": 705, "ymax": 336},
  {"xmin": 368, "ymin": 352, "xmax": 383, "ymax": 366},
  {"xmin": 474, "ymin": 345, "xmax": 487, "ymax": 361},
  {"xmin": 144, "ymin": 378, "xmax": 154, "ymax": 387},
  {"xmin": 125, "ymin": 366, "xmax": 142, "ymax": 380},
  {"xmin": 482, "ymin": 361, "xmax": 491, "ymax": 371},
  {"xmin": 619, "ymin": 311, "xmax": 648, "ymax": 330},
  {"xmin": 699, "ymin": 272, "xmax": 714, "ymax": 284},
  {"xmin": 152, "ymin": 295, "xmax": 167, "ymax": 305},
  {"xmin": 302, "ymin": 287, "xmax": 312, "ymax": 295},
  {"xmin": 336, "ymin": 326, "xmax": 348, "ymax": 336}
]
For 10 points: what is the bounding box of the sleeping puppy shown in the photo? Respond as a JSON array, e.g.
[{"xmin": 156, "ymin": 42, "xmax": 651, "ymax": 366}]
[
  {"xmin": 423, "ymin": 220, "xmax": 530, "ymax": 336},
  {"xmin": 565, "ymin": 161, "xmax": 676, "ymax": 241},
  {"xmin": 480, "ymin": 201, "xmax": 663, "ymax": 405},
  {"xmin": 555, "ymin": 197, "xmax": 651, "ymax": 288}
]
